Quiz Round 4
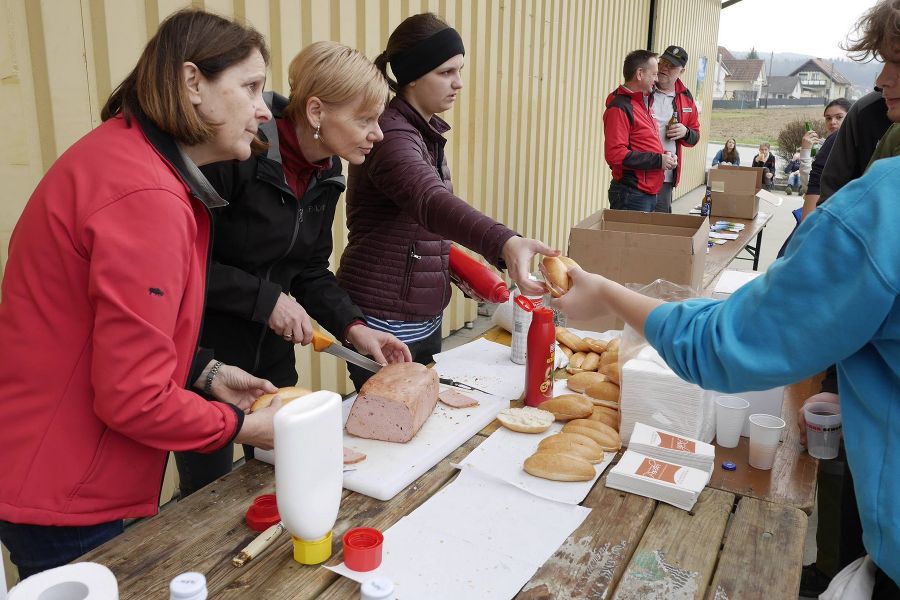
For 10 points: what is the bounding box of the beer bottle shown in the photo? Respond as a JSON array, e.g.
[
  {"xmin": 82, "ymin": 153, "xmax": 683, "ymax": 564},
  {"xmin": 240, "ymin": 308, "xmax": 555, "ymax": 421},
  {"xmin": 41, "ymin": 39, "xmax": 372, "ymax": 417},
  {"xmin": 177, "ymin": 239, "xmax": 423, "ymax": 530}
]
[
  {"xmin": 701, "ymin": 185, "xmax": 712, "ymax": 217},
  {"xmin": 668, "ymin": 111, "xmax": 679, "ymax": 127},
  {"xmin": 804, "ymin": 121, "xmax": 817, "ymax": 157}
]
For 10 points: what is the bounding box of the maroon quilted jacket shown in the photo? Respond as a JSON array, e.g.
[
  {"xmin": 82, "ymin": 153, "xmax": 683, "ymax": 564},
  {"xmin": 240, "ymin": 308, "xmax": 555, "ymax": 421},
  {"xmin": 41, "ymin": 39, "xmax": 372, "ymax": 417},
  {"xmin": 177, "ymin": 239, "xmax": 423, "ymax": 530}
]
[{"xmin": 338, "ymin": 96, "xmax": 517, "ymax": 321}]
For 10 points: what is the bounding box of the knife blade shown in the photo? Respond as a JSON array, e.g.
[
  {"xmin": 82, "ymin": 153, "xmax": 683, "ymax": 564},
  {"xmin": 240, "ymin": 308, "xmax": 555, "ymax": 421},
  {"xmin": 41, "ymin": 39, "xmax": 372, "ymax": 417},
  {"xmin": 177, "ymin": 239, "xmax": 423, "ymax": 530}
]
[{"xmin": 312, "ymin": 330, "xmax": 383, "ymax": 373}]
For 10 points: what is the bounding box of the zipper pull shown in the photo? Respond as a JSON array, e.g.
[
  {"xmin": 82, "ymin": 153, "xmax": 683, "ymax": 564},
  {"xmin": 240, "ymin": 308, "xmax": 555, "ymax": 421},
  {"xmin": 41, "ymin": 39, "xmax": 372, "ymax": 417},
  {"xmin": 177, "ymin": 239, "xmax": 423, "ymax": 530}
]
[
  {"xmin": 298, "ymin": 208, "xmax": 304, "ymax": 223},
  {"xmin": 410, "ymin": 245, "xmax": 420, "ymax": 260}
]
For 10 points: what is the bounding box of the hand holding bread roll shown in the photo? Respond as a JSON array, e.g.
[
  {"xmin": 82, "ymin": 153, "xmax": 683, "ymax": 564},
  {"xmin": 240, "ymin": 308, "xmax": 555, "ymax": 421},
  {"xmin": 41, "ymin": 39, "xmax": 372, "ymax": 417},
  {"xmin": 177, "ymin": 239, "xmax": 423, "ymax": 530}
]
[
  {"xmin": 540, "ymin": 256, "xmax": 580, "ymax": 298},
  {"xmin": 250, "ymin": 386, "xmax": 313, "ymax": 412}
]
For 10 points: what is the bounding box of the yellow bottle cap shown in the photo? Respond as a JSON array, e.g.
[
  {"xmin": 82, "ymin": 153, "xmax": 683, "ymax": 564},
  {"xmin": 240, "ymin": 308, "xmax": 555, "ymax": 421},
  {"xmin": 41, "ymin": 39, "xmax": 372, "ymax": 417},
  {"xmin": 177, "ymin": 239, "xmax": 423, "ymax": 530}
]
[{"xmin": 292, "ymin": 532, "xmax": 333, "ymax": 565}]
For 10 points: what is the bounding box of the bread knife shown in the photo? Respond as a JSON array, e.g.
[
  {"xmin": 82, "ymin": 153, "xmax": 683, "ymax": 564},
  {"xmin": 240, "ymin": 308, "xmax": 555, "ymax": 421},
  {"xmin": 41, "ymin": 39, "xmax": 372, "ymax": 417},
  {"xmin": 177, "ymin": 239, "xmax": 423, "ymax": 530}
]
[{"xmin": 312, "ymin": 330, "xmax": 384, "ymax": 373}]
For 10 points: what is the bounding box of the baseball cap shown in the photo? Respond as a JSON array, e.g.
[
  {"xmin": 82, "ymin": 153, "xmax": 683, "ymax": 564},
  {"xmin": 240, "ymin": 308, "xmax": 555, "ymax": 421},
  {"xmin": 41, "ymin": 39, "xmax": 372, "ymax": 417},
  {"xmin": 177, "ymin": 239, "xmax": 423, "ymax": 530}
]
[{"xmin": 660, "ymin": 45, "xmax": 688, "ymax": 68}]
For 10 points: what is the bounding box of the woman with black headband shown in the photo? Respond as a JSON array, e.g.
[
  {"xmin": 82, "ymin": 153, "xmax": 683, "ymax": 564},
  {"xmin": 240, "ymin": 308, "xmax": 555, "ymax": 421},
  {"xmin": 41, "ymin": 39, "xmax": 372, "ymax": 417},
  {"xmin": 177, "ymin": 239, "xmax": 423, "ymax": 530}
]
[{"xmin": 336, "ymin": 13, "xmax": 556, "ymax": 389}]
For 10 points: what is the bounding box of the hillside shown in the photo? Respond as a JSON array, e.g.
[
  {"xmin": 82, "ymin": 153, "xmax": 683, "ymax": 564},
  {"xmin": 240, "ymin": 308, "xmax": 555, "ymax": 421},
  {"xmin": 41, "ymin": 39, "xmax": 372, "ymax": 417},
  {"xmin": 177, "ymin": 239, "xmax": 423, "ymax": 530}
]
[{"xmin": 727, "ymin": 50, "xmax": 882, "ymax": 89}]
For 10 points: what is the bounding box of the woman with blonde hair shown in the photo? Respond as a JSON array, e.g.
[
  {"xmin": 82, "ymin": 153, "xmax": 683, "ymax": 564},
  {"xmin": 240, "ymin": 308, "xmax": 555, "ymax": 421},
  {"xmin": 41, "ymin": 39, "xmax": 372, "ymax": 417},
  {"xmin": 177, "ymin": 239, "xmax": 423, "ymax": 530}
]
[
  {"xmin": 175, "ymin": 41, "xmax": 412, "ymax": 496},
  {"xmin": 337, "ymin": 13, "xmax": 556, "ymax": 389},
  {"xmin": 0, "ymin": 9, "xmax": 280, "ymax": 576}
]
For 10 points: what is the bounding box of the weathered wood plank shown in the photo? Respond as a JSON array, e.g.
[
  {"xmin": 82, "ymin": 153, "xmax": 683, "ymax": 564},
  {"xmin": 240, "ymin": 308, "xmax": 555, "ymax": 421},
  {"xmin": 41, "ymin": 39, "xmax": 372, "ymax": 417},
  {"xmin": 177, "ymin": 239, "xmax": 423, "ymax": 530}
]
[
  {"xmin": 215, "ymin": 436, "xmax": 483, "ymax": 600},
  {"xmin": 80, "ymin": 459, "xmax": 292, "ymax": 598},
  {"xmin": 611, "ymin": 488, "xmax": 734, "ymax": 600},
  {"xmin": 707, "ymin": 376, "xmax": 820, "ymax": 513},
  {"xmin": 706, "ymin": 496, "xmax": 807, "ymax": 600},
  {"xmin": 514, "ymin": 479, "xmax": 655, "ymax": 600}
]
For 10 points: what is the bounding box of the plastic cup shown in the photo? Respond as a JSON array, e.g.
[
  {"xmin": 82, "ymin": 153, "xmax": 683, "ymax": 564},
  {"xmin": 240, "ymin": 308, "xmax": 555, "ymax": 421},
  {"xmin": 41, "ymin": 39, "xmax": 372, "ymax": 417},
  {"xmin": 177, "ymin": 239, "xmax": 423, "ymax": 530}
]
[
  {"xmin": 803, "ymin": 402, "xmax": 842, "ymax": 460},
  {"xmin": 748, "ymin": 413, "xmax": 785, "ymax": 470},
  {"xmin": 715, "ymin": 395, "xmax": 750, "ymax": 448}
]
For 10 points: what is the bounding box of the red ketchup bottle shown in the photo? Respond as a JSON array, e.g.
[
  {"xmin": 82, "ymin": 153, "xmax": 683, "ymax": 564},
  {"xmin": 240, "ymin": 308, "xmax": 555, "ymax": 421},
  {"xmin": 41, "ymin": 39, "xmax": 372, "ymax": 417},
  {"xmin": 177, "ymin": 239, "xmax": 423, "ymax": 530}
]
[
  {"xmin": 525, "ymin": 308, "xmax": 556, "ymax": 407},
  {"xmin": 448, "ymin": 246, "xmax": 510, "ymax": 304}
]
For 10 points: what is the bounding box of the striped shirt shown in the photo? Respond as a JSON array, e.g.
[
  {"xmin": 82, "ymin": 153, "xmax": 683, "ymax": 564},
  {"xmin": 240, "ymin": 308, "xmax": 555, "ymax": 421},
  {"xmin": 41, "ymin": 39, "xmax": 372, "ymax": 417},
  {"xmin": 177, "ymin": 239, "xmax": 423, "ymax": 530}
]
[{"xmin": 365, "ymin": 315, "xmax": 442, "ymax": 343}]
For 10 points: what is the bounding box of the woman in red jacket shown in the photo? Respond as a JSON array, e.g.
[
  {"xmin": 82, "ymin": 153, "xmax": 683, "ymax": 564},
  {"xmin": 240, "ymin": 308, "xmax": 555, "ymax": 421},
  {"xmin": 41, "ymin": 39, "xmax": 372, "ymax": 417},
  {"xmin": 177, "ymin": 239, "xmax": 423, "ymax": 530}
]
[
  {"xmin": 0, "ymin": 10, "xmax": 282, "ymax": 577},
  {"xmin": 337, "ymin": 13, "xmax": 556, "ymax": 388}
]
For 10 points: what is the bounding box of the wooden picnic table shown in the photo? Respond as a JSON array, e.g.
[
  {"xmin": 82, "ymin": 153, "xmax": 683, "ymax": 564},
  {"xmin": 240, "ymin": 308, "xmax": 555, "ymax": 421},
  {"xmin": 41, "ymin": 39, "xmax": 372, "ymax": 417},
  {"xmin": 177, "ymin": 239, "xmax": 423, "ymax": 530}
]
[
  {"xmin": 83, "ymin": 324, "xmax": 813, "ymax": 599},
  {"xmin": 703, "ymin": 211, "xmax": 774, "ymax": 289}
]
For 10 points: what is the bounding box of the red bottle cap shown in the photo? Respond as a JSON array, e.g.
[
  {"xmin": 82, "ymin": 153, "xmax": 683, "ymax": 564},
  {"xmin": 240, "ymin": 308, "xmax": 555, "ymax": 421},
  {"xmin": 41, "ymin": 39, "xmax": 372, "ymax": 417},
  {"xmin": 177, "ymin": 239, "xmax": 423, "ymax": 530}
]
[
  {"xmin": 245, "ymin": 494, "xmax": 281, "ymax": 531},
  {"xmin": 514, "ymin": 294, "xmax": 535, "ymax": 312},
  {"xmin": 343, "ymin": 527, "xmax": 384, "ymax": 572}
]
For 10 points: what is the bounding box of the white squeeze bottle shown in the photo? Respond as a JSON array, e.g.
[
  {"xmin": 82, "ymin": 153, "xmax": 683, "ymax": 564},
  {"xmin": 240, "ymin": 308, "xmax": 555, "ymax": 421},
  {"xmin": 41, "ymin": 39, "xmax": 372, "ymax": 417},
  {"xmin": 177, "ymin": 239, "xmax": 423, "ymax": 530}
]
[{"xmin": 275, "ymin": 390, "xmax": 344, "ymax": 565}]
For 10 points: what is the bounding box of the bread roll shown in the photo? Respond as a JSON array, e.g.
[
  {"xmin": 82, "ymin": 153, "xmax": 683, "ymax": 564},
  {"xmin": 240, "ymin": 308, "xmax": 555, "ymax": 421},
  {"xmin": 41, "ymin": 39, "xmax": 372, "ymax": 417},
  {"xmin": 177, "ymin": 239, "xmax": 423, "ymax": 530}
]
[
  {"xmin": 559, "ymin": 345, "xmax": 574, "ymax": 359},
  {"xmin": 566, "ymin": 366, "xmax": 585, "ymax": 375},
  {"xmin": 581, "ymin": 352, "xmax": 601, "ymax": 372},
  {"xmin": 555, "ymin": 327, "xmax": 590, "ymax": 353},
  {"xmin": 537, "ymin": 394, "xmax": 594, "ymax": 420},
  {"xmin": 566, "ymin": 419, "xmax": 619, "ymax": 436},
  {"xmin": 566, "ymin": 371, "xmax": 607, "ymax": 393},
  {"xmin": 586, "ymin": 381, "xmax": 620, "ymax": 405},
  {"xmin": 599, "ymin": 363, "xmax": 620, "ymax": 384},
  {"xmin": 584, "ymin": 338, "xmax": 609, "ymax": 354},
  {"xmin": 606, "ymin": 338, "xmax": 621, "ymax": 353},
  {"xmin": 536, "ymin": 437, "xmax": 604, "ymax": 463},
  {"xmin": 599, "ymin": 351, "xmax": 619, "ymax": 367},
  {"xmin": 524, "ymin": 452, "xmax": 595, "ymax": 481},
  {"xmin": 496, "ymin": 407, "xmax": 554, "ymax": 433},
  {"xmin": 540, "ymin": 256, "xmax": 580, "ymax": 298},
  {"xmin": 562, "ymin": 423, "xmax": 621, "ymax": 451},
  {"xmin": 250, "ymin": 386, "xmax": 312, "ymax": 412},
  {"xmin": 588, "ymin": 406, "xmax": 619, "ymax": 431},
  {"xmin": 538, "ymin": 432, "xmax": 604, "ymax": 454},
  {"xmin": 569, "ymin": 352, "xmax": 586, "ymax": 370}
]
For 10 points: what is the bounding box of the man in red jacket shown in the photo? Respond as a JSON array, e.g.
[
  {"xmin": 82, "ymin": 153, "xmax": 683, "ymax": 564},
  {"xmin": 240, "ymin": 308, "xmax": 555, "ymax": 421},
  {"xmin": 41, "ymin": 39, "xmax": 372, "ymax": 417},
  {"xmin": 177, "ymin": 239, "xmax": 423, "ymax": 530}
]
[
  {"xmin": 652, "ymin": 45, "xmax": 701, "ymax": 212},
  {"xmin": 603, "ymin": 49, "xmax": 678, "ymax": 212}
]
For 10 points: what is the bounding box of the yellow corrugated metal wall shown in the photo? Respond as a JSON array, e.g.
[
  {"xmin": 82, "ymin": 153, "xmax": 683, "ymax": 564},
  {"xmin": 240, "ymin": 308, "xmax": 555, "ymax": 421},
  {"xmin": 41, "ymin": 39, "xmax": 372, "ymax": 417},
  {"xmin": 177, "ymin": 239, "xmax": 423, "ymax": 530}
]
[
  {"xmin": 1, "ymin": 0, "xmax": 720, "ymax": 585},
  {"xmin": 652, "ymin": 0, "xmax": 721, "ymax": 198}
]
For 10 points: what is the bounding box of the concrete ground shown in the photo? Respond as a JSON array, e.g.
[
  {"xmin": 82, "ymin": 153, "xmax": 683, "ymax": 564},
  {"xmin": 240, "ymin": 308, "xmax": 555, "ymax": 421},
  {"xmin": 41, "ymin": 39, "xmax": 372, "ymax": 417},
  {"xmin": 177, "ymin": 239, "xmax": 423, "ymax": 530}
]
[{"xmin": 441, "ymin": 181, "xmax": 818, "ymax": 597}]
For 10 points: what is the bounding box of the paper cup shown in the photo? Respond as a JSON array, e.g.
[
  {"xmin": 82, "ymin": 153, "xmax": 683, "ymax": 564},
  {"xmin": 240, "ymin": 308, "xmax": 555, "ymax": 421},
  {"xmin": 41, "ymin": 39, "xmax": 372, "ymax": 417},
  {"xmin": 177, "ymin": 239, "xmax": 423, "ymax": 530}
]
[
  {"xmin": 804, "ymin": 402, "xmax": 842, "ymax": 460},
  {"xmin": 748, "ymin": 413, "xmax": 785, "ymax": 470},
  {"xmin": 715, "ymin": 395, "xmax": 750, "ymax": 448}
]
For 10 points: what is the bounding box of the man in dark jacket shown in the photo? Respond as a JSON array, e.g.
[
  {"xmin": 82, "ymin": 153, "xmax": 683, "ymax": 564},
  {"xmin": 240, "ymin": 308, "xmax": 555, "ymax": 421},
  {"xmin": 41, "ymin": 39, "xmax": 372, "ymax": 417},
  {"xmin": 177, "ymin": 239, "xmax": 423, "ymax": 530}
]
[
  {"xmin": 651, "ymin": 45, "xmax": 701, "ymax": 212},
  {"xmin": 603, "ymin": 49, "xmax": 677, "ymax": 212}
]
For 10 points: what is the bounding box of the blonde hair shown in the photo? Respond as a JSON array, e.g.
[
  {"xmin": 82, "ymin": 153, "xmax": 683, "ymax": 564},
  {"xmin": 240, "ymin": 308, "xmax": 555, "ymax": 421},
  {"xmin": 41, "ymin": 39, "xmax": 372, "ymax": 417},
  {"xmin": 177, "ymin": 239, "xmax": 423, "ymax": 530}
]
[{"xmin": 285, "ymin": 41, "xmax": 388, "ymax": 124}]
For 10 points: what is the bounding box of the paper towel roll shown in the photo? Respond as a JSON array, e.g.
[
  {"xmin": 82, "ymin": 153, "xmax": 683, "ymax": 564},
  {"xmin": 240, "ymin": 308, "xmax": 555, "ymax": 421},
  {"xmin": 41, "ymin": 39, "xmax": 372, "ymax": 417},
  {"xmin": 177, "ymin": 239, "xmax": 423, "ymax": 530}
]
[{"xmin": 8, "ymin": 563, "xmax": 118, "ymax": 600}]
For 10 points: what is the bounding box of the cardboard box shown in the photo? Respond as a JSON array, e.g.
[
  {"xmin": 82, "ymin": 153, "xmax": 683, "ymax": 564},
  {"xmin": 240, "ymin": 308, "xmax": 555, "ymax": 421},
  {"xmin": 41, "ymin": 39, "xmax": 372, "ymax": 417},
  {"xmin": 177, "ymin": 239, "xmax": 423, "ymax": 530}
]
[
  {"xmin": 708, "ymin": 165, "xmax": 763, "ymax": 219},
  {"xmin": 566, "ymin": 210, "xmax": 709, "ymax": 331}
]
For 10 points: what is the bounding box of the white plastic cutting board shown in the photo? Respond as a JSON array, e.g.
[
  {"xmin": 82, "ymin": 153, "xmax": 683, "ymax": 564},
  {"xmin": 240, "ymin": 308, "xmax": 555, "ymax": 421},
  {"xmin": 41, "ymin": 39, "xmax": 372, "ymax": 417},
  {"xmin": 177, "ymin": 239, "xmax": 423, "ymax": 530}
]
[
  {"xmin": 255, "ymin": 387, "xmax": 506, "ymax": 502},
  {"xmin": 340, "ymin": 388, "xmax": 505, "ymax": 501}
]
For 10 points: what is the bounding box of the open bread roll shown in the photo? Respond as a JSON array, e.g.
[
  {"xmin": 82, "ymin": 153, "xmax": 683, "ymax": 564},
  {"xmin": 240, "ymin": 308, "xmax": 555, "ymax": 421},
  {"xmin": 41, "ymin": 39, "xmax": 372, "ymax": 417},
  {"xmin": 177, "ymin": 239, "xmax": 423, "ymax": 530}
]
[
  {"xmin": 496, "ymin": 407, "xmax": 555, "ymax": 433},
  {"xmin": 540, "ymin": 256, "xmax": 579, "ymax": 298},
  {"xmin": 250, "ymin": 386, "xmax": 312, "ymax": 412}
]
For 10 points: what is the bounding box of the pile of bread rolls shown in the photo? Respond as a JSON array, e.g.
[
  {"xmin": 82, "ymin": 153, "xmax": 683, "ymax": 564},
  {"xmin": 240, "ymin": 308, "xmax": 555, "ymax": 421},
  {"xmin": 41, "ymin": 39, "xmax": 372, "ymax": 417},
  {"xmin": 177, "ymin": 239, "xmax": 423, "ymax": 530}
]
[
  {"xmin": 496, "ymin": 394, "xmax": 622, "ymax": 483},
  {"xmin": 556, "ymin": 329, "xmax": 621, "ymax": 407}
]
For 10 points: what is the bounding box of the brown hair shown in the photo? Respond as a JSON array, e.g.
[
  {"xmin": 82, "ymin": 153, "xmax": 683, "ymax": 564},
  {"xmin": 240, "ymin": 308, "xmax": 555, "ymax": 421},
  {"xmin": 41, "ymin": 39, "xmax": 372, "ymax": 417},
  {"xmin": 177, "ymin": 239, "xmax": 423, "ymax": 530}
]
[
  {"xmin": 844, "ymin": 0, "xmax": 900, "ymax": 62},
  {"xmin": 373, "ymin": 13, "xmax": 450, "ymax": 93},
  {"xmin": 285, "ymin": 41, "xmax": 388, "ymax": 125},
  {"xmin": 101, "ymin": 9, "xmax": 269, "ymax": 147},
  {"xmin": 623, "ymin": 50, "xmax": 658, "ymax": 81},
  {"xmin": 721, "ymin": 138, "xmax": 739, "ymax": 164}
]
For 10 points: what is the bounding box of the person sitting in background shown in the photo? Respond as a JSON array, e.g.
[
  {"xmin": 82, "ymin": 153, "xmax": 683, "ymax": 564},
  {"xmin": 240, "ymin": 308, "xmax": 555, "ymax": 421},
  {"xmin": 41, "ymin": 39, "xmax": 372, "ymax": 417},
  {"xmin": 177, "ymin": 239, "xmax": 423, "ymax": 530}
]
[
  {"xmin": 711, "ymin": 138, "xmax": 740, "ymax": 166},
  {"xmin": 784, "ymin": 151, "xmax": 801, "ymax": 194},
  {"xmin": 751, "ymin": 142, "xmax": 776, "ymax": 189}
]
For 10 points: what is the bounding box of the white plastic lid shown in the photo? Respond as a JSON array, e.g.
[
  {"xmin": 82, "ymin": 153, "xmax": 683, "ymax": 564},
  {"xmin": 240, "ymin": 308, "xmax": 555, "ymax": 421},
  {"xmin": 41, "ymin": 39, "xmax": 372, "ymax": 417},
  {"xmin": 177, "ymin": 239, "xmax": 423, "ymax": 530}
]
[
  {"xmin": 360, "ymin": 576, "xmax": 395, "ymax": 600},
  {"xmin": 169, "ymin": 572, "xmax": 208, "ymax": 600}
]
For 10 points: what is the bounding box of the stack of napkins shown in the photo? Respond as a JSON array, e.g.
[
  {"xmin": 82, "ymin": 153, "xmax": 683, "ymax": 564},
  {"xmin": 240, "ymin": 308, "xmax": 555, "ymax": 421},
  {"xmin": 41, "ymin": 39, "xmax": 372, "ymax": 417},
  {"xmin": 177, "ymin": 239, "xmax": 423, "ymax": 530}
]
[
  {"xmin": 606, "ymin": 450, "xmax": 711, "ymax": 511},
  {"xmin": 628, "ymin": 422, "xmax": 714, "ymax": 472},
  {"xmin": 619, "ymin": 346, "xmax": 715, "ymax": 444}
]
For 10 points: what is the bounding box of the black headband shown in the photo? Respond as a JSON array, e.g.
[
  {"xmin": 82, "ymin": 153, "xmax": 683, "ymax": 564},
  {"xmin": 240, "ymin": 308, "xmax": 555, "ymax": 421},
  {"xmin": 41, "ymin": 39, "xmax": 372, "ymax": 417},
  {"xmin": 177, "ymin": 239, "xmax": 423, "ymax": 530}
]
[{"xmin": 390, "ymin": 27, "xmax": 465, "ymax": 87}]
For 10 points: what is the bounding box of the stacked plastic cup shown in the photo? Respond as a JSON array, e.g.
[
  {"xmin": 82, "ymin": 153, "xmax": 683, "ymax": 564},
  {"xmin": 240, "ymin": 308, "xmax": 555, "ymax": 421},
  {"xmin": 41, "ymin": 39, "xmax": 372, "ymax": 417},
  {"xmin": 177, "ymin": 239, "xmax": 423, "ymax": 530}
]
[
  {"xmin": 748, "ymin": 414, "xmax": 785, "ymax": 470},
  {"xmin": 803, "ymin": 402, "xmax": 842, "ymax": 459},
  {"xmin": 715, "ymin": 395, "xmax": 750, "ymax": 448}
]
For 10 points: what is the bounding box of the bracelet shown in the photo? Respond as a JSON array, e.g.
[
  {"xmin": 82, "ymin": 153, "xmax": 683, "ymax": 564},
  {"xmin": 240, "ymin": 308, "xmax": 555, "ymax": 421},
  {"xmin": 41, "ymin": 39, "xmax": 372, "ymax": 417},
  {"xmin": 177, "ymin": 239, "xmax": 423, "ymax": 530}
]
[{"xmin": 204, "ymin": 361, "xmax": 224, "ymax": 395}]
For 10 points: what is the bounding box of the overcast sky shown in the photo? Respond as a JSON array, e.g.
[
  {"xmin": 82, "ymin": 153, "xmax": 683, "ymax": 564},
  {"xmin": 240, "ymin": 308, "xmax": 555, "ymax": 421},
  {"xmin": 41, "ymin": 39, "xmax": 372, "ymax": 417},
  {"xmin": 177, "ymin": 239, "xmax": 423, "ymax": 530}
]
[{"xmin": 718, "ymin": 0, "xmax": 882, "ymax": 59}]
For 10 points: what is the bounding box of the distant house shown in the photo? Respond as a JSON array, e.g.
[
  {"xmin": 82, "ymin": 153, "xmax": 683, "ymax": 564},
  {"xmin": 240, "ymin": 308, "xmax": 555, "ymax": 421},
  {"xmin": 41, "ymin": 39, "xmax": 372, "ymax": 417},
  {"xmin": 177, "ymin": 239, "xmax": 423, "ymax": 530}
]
[
  {"xmin": 722, "ymin": 57, "xmax": 767, "ymax": 104},
  {"xmin": 713, "ymin": 51, "xmax": 731, "ymax": 99},
  {"xmin": 789, "ymin": 58, "xmax": 851, "ymax": 100},
  {"xmin": 765, "ymin": 76, "xmax": 801, "ymax": 99}
]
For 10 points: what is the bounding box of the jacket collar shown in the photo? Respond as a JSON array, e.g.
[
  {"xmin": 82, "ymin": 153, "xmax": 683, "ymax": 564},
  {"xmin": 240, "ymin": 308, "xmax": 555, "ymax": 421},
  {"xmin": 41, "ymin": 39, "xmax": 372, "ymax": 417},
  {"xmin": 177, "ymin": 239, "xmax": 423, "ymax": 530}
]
[
  {"xmin": 390, "ymin": 95, "xmax": 451, "ymax": 144},
  {"xmin": 133, "ymin": 109, "xmax": 227, "ymax": 209}
]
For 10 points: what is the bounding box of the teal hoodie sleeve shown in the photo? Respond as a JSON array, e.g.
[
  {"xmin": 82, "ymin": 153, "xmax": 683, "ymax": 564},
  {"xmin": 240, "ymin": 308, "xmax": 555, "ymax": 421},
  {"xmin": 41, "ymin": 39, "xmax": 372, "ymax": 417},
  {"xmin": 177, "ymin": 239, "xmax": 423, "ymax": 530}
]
[{"xmin": 644, "ymin": 158, "xmax": 900, "ymax": 392}]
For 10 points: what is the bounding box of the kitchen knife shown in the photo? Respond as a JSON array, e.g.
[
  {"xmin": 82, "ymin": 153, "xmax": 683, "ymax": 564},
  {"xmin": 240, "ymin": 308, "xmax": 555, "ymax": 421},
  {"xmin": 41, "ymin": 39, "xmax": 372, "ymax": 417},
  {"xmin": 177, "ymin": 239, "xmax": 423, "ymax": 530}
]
[{"xmin": 312, "ymin": 330, "xmax": 383, "ymax": 374}]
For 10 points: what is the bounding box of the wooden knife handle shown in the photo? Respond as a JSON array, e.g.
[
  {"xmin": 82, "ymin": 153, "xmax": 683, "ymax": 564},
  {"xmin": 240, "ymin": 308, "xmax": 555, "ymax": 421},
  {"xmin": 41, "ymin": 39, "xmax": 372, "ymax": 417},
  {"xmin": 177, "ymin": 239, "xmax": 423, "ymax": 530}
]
[{"xmin": 232, "ymin": 522, "xmax": 285, "ymax": 567}]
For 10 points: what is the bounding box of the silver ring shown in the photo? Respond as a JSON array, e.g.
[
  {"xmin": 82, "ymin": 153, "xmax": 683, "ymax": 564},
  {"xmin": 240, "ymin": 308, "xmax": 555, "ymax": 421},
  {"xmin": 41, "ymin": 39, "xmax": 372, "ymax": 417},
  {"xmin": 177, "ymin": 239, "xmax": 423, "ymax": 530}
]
[{"xmin": 284, "ymin": 333, "xmax": 293, "ymax": 340}]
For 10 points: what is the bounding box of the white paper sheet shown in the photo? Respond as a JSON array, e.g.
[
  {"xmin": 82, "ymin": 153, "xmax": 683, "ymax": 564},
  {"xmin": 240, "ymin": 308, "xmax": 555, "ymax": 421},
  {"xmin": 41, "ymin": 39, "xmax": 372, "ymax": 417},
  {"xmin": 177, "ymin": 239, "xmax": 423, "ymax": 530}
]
[
  {"xmin": 713, "ymin": 269, "xmax": 763, "ymax": 294},
  {"xmin": 433, "ymin": 338, "xmax": 526, "ymax": 399},
  {"xmin": 328, "ymin": 468, "xmax": 591, "ymax": 599},
  {"xmin": 456, "ymin": 423, "xmax": 613, "ymax": 504}
]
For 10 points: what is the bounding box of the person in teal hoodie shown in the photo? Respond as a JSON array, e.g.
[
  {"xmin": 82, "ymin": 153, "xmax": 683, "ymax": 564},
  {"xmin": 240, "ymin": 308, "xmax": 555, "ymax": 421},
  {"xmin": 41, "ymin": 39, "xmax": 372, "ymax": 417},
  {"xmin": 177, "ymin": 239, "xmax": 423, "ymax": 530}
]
[{"xmin": 552, "ymin": 155, "xmax": 900, "ymax": 593}]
